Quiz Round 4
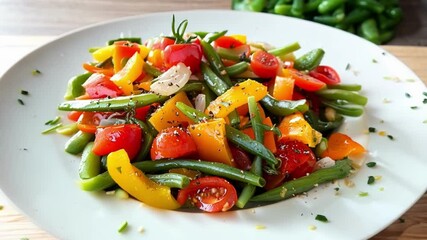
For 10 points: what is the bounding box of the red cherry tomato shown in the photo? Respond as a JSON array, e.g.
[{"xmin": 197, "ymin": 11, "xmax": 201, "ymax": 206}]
[
  {"xmin": 264, "ymin": 139, "xmax": 316, "ymax": 190},
  {"xmin": 285, "ymin": 69, "xmax": 326, "ymax": 91},
  {"xmin": 150, "ymin": 126, "xmax": 198, "ymax": 160},
  {"xmin": 250, "ymin": 50, "xmax": 279, "ymax": 79},
  {"xmin": 309, "ymin": 65, "xmax": 341, "ymax": 85},
  {"xmin": 214, "ymin": 36, "xmax": 244, "ymax": 48},
  {"xmin": 163, "ymin": 43, "xmax": 202, "ymax": 73},
  {"xmin": 92, "ymin": 124, "xmax": 142, "ymax": 160},
  {"xmin": 81, "ymin": 73, "xmax": 123, "ymax": 99},
  {"xmin": 177, "ymin": 176, "xmax": 237, "ymax": 212}
]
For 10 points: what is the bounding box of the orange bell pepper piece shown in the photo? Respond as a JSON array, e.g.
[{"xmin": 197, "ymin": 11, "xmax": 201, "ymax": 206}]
[
  {"xmin": 321, "ymin": 132, "xmax": 366, "ymax": 160},
  {"xmin": 278, "ymin": 112, "xmax": 322, "ymax": 147}
]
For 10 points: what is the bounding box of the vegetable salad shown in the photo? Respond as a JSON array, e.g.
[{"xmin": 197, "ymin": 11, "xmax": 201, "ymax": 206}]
[{"xmin": 57, "ymin": 16, "xmax": 367, "ymax": 212}]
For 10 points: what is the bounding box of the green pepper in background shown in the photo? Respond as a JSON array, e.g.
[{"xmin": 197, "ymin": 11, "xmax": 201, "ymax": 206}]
[{"xmin": 231, "ymin": 0, "xmax": 403, "ymax": 44}]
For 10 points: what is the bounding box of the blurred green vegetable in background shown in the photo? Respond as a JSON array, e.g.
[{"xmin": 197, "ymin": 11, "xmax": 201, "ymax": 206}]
[{"xmin": 231, "ymin": 0, "xmax": 403, "ymax": 44}]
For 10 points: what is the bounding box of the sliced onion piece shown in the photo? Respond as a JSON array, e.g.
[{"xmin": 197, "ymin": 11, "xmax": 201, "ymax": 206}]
[
  {"xmin": 194, "ymin": 94, "xmax": 206, "ymax": 112},
  {"xmin": 150, "ymin": 62, "xmax": 191, "ymax": 96},
  {"xmin": 314, "ymin": 157, "xmax": 336, "ymax": 171}
]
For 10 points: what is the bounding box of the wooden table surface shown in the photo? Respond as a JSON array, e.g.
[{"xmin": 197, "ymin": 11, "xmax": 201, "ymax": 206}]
[{"xmin": 0, "ymin": 1, "xmax": 426, "ymax": 239}]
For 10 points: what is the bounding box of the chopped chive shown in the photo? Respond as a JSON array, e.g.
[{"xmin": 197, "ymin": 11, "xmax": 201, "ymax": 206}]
[
  {"xmin": 367, "ymin": 176, "xmax": 375, "ymax": 185},
  {"xmin": 387, "ymin": 135, "xmax": 395, "ymax": 140},
  {"xmin": 423, "ymin": 99, "xmax": 427, "ymax": 104},
  {"xmin": 21, "ymin": 90, "xmax": 29, "ymax": 95},
  {"xmin": 41, "ymin": 123, "xmax": 63, "ymax": 134},
  {"xmin": 315, "ymin": 214, "xmax": 328, "ymax": 222},
  {"xmin": 372, "ymin": 59, "xmax": 377, "ymax": 63},
  {"xmin": 345, "ymin": 63, "xmax": 351, "ymax": 70},
  {"xmin": 18, "ymin": 99, "xmax": 25, "ymax": 105},
  {"xmin": 118, "ymin": 221, "xmax": 128, "ymax": 233},
  {"xmin": 366, "ymin": 162, "xmax": 376, "ymax": 168},
  {"xmin": 410, "ymin": 106, "xmax": 418, "ymax": 110},
  {"xmin": 405, "ymin": 93, "xmax": 411, "ymax": 98},
  {"xmin": 20, "ymin": 238, "xmax": 29, "ymax": 240},
  {"xmin": 359, "ymin": 191, "xmax": 369, "ymax": 197},
  {"xmin": 368, "ymin": 127, "xmax": 376, "ymax": 133},
  {"xmin": 334, "ymin": 187, "xmax": 340, "ymax": 191},
  {"xmin": 32, "ymin": 69, "xmax": 42, "ymax": 75},
  {"xmin": 0, "ymin": 205, "xmax": 3, "ymax": 210},
  {"xmin": 423, "ymin": 92, "xmax": 427, "ymax": 97},
  {"xmin": 45, "ymin": 116, "xmax": 61, "ymax": 125}
]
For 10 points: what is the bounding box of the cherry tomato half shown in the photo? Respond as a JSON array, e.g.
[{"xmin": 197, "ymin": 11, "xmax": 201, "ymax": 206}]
[
  {"xmin": 164, "ymin": 43, "xmax": 202, "ymax": 73},
  {"xmin": 250, "ymin": 50, "xmax": 279, "ymax": 79},
  {"xmin": 284, "ymin": 68, "xmax": 326, "ymax": 91},
  {"xmin": 150, "ymin": 126, "xmax": 198, "ymax": 160},
  {"xmin": 229, "ymin": 144, "xmax": 252, "ymax": 171},
  {"xmin": 309, "ymin": 65, "xmax": 341, "ymax": 85},
  {"xmin": 92, "ymin": 124, "xmax": 142, "ymax": 160},
  {"xmin": 177, "ymin": 176, "xmax": 237, "ymax": 212},
  {"xmin": 264, "ymin": 139, "xmax": 316, "ymax": 190},
  {"xmin": 214, "ymin": 36, "xmax": 244, "ymax": 49}
]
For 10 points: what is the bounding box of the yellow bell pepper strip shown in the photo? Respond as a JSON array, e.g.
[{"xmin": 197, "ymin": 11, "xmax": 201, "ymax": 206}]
[
  {"xmin": 92, "ymin": 45, "xmax": 115, "ymax": 62},
  {"xmin": 188, "ymin": 118, "xmax": 235, "ymax": 167},
  {"xmin": 148, "ymin": 91, "xmax": 195, "ymax": 132},
  {"xmin": 278, "ymin": 112, "xmax": 322, "ymax": 148},
  {"xmin": 110, "ymin": 52, "xmax": 143, "ymax": 95},
  {"xmin": 205, "ymin": 79, "xmax": 267, "ymax": 118},
  {"xmin": 107, "ymin": 149, "xmax": 181, "ymax": 210}
]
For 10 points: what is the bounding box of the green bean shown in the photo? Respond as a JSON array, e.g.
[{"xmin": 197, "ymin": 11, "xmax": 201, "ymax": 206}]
[
  {"xmin": 379, "ymin": 30, "xmax": 395, "ymax": 44},
  {"xmin": 79, "ymin": 171, "xmax": 190, "ymax": 191},
  {"xmin": 327, "ymin": 83, "xmax": 362, "ymax": 91},
  {"xmin": 314, "ymin": 5, "xmax": 345, "ymax": 25},
  {"xmin": 225, "ymin": 61, "xmax": 249, "ymax": 77},
  {"xmin": 355, "ymin": 0, "xmax": 385, "ymax": 14},
  {"xmin": 303, "ymin": 110, "xmax": 343, "ymax": 133},
  {"xmin": 304, "ymin": 0, "xmax": 322, "ymax": 13},
  {"xmin": 56, "ymin": 122, "xmax": 79, "ymax": 136},
  {"xmin": 79, "ymin": 142, "xmax": 101, "ymax": 179},
  {"xmin": 175, "ymin": 102, "xmax": 211, "ymax": 123},
  {"xmin": 291, "ymin": 0, "xmax": 304, "ymax": 17},
  {"xmin": 267, "ymin": 42, "xmax": 301, "ymax": 57},
  {"xmin": 315, "ymin": 137, "xmax": 328, "ymax": 157},
  {"xmin": 79, "ymin": 171, "xmax": 115, "ymax": 191},
  {"xmin": 135, "ymin": 159, "xmax": 266, "ymax": 187},
  {"xmin": 132, "ymin": 119, "xmax": 155, "ymax": 162},
  {"xmin": 260, "ymin": 94, "xmax": 308, "ymax": 116},
  {"xmin": 200, "ymin": 40, "xmax": 233, "ymax": 86},
  {"xmin": 236, "ymin": 96, "xmax": 265, "ymax": 208},
  {"xmin": 146, "ymin": 173, "xmax": 190, "ymax": 189},
  {"xmin": 321, "ymin": 100, "xmax": 364, "ymax": 117},
  {"xmin": 378, "ymin": 14, "xmax": 400, "ymax": 31},
  {"xmin": 201, "ymin": 62, "xmax": 230, "ymax": 96},
  {"xmin": 107, "ymin": 37, "xmax": 142, "ymax": 45},
  {"xmin": 316, "ymin": 89, "xmax": 368, "ymax": 106},
  {"xmin": 342, "ymin": 8, "xmax": 372, "ymax": 25},
  {"xmin": 143, "ymin": 62, "xmax": 162, "ymax": 77},
  {"xmin": 203, "ymin": 30, "xmax": 228, "ymax": 43},
  {"xmin": 58, "ymin": 93, "xmax": 169, "ymax": 112},
  {"xmin": 65, "ymin": 131, "xmax": 94, "ymax": 155},
  {"xmin": 274, "ymin": 4, "xmax": 292, "ymax": 15},
  {"xmin": 294, "ymin": 48, "xmax": 325, "ymax": 71},
  {"xmin": 232, "ymin": 0, "xmax": 266, "ymax": 12},
  {"xmin": 216, "ymin": 46, "xmax": 250, "ymax": 62},
  {"xmin": 359, "ymin": 18, "xmax": 380, "ymax": 44},
  {"xmin": 41, "ymin": 123, "xmax": 63, "ymax": 134},
  {"xmin": 250, "ymin": 159, "xmax": 352, "ymax": 202},
  {"xmin": 225, "ymin": 125, "xmax": 278, "ymax": 170},
  {"xmin": 385, "ymin": 7, "xmax": 403, "ymax": 21},
  {"xmin": 63, "ymin": 72, "xmax": 92, "ymax": 100},
  {"xmin": 318, "ymin": 0, "xmax": 345, "ymax": 14}
]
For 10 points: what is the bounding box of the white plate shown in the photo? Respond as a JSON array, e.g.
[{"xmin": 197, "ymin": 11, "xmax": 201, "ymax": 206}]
[{"xmin": 0, "ymin": 10, "xmax": 426, "ymax": 240}]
